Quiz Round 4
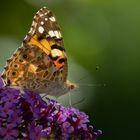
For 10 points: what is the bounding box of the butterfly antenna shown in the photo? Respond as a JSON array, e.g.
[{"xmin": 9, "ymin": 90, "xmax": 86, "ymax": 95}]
[{"xmin": 78, "ymin": 83, "xmax": 106, "ymax": 87}]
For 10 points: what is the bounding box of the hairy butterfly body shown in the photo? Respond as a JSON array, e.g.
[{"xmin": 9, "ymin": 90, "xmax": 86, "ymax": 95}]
[{"xmin": 2, "ymin": 7, "xmax": 77, "ymax": 97}]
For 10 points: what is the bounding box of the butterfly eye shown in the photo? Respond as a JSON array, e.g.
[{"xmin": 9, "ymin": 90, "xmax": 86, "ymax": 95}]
[{"xmin": 70, "ymin": 84, "xmax": 75, "ymax": 90}]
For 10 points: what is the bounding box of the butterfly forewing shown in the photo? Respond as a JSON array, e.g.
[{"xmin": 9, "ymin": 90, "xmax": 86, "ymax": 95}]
[{"xmin": 24, "ymin": 7, "xmax": 68, "ymax": 80}]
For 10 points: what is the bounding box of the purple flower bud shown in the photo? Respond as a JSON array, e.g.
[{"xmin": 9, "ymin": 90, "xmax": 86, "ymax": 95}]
[
  {"xmin": 61, "ymin": 122, "xmax": 74, "ymax": 138},
  {"xmin": 0, "ymin": 123, "xmax": 19, "ymax": 140}
]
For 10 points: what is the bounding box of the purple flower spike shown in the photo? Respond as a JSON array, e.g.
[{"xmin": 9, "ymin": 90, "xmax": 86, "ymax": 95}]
[{"xmin": 0, "ymin": 77, "xmax": 102, "ymax": 139}]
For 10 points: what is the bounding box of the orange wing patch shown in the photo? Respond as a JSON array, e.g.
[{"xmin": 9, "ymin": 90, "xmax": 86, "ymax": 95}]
[{"xmin": 27, "ymin": 35, "xmax": 54, "ymax": 55}]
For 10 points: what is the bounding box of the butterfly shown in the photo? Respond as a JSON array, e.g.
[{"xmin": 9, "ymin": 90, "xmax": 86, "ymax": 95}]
[{"xmin": 1, "ymin": 7, "xmax": 77, "ymax": 97}]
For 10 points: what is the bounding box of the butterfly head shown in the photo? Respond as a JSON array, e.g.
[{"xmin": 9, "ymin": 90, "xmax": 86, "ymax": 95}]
[{"xmin": 65, "ymin": 80, "xmax": 78, "ymax": 91}]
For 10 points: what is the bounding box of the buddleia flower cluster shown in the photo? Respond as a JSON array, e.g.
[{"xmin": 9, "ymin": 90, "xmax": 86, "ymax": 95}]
[{"xmin": 0, "ymin": 77, "xmax": 102, "ymax": 140}]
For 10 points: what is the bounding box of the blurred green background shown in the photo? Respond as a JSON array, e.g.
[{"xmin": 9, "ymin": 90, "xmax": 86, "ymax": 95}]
[{"xmin": 0, "ymin": 0, "xmax": 140, "ymax": 139}]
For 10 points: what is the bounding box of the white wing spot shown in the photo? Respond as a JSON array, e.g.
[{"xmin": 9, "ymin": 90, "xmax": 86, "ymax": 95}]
[
  {"xmin": 36, "ymin": 11, "xmax": 40, "ymax": 15},
  {"xmin": 39, "ymin": 14, "xmax": 44, "ymax": 17},
  {"xmin": 51, "ymin": 49, "xmax": 62, "ymax": 58},
  {"xmin": 58, "ymin": 31, "xmax": 62, "ymax": 38},
  {"xmin": 41, "ymin": 21, "xmax": 44, "ymax": 25},
  {"xmin": 32, "ymin": 21, "xmax": 36, "ymax": 26},
  {"xmin": 48, "ymin": 30, "xmax": 55, "ymax": 37},
  {"xmin": 44, "ymin": 11, "xmax": 49, "ymax": 15},
  {"xmin": 38, "ymin": 26, "xmax": 44, "ymax": 34},
  {"xmin": 28, "ymin": 28, "xmax": 33, "ymax": 34},
  {"xmin": 54, "ymin": 30, "xmax": 61, "ymax": 39},
  {"xmin": 49, "ymin": 17, "xmax": 56, "ymax": 22},
  {"xmin": 45, "ymin": 18, "xmax": 48, "ymax": 21}
]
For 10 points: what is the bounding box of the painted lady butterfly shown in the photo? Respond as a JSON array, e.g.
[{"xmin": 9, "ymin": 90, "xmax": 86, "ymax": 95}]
[{"xmin": 2, "ymin": 7, "xmax": 77, "ymax": 97}]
